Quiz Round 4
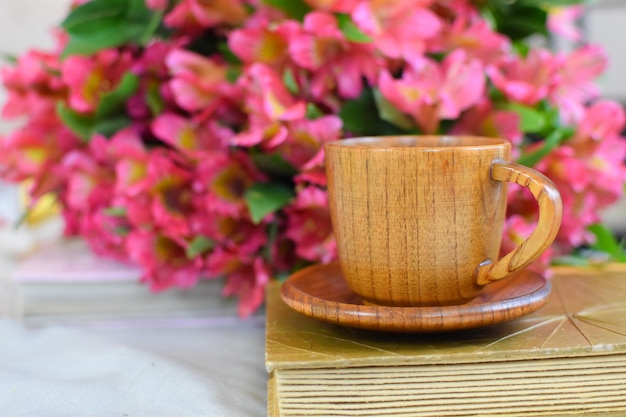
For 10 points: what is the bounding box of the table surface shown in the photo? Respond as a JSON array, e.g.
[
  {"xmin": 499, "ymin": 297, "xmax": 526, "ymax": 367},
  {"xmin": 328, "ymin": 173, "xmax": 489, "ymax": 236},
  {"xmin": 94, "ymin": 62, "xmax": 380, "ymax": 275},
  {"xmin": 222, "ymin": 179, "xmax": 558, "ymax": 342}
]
[{"xmin": 0, "ymin": 230, "xmax": 268, "ymax": 417}]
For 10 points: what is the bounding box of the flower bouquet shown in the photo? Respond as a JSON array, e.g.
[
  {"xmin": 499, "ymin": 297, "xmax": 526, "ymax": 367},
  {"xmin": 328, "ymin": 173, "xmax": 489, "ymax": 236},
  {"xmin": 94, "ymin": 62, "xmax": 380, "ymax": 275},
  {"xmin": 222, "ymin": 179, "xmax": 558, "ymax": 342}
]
[{"xmin": 2, "ymin": 0, "xmax": 625, "ymax": 316}]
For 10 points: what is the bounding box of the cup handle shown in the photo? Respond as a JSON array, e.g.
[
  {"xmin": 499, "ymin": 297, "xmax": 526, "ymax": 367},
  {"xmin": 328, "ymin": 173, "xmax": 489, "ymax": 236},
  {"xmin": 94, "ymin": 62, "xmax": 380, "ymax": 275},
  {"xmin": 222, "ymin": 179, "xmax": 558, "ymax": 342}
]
[{"xmin": 475, "ymin": 160, "xmax": 563, "ymax": 286}]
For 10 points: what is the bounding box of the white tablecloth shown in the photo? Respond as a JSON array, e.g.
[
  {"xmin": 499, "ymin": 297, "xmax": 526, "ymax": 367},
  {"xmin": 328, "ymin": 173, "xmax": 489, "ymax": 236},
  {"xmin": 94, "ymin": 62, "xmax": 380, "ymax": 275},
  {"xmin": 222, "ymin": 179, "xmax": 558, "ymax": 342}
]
[
  {"xmin": 0, "ymin": 220, "xmax": 267, "ymax": 416},
  {"xmin": 0, "ymin": 318, "xmax": 267, "ymax": 417}
]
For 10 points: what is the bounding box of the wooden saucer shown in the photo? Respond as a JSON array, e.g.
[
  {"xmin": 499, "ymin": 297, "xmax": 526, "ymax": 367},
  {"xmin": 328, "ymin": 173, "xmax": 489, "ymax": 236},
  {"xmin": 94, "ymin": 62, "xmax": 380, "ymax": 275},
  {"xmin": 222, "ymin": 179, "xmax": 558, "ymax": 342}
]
[{"xmin": 280, "ymin": 263, "xmax": 551, "ymax": 333}]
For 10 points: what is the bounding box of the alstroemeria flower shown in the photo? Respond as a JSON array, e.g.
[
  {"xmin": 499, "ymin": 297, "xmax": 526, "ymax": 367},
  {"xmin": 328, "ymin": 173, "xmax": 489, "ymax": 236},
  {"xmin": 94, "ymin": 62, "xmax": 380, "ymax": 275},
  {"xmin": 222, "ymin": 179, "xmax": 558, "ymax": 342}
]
[
  {"xmin": 191, "ymin": 213, "xmax": 267, "ymax": 255},
  {"xmin": 303, "ymin": 0, "xmax": 359, "ymax": 13},
  {"xmin": 550, "ymin": 45, "xmax": 608, "ymax": 123},
  {"xmin": 276, "ymin": 115, "xmax": 342, "ymax": 170},
  {"xmin": 147, "ymin": 151, "xmax": 195, "ymax": 237},
  {"xmin": 206, "ymin": 249, "xmax": 270, "ymax": 317},
  {"xmin": 352, "ymin": 0, "xmax": 441, "ymax": 63},
  {"xmin": 433, "ymin": 18, "xmax": 509, "ymax": 63},
  {"xmin": 164, "ymin": 0, "xmax": 247, "ymax": 31},
  {"xmin": 61, "ymin": 149, "xmax": 115, "ymax": 211},
  {"xmin": 487, "ymin": 48, "xmax": 558, "ymax": 106},
  {"xmin": 1, "ymin": 49, "xmax": 65, "ymax": 119},
  {"xmin": 452, "ymin": 99, "xmax": 522, "ymax": 147},
  {"xmin": 548, "ymin": 6, "xmax": 584, "ymax": 41},
  {"xmin": 105, "ymin": 129, "xmax": 151, "ymax": 196},
  {"xmin": 166, "ymin": 49, "xmax": 229, "ymax": 113},
  {"xmin": 61, "ymin": 49, "xmax": 133, "ymax": 113},
  {"xmin": 379, "ymin": 50, "xmax": 485, "ymax": 133},
  {"xmin": 288, "ymin": 11, "xmax": 381, "ymax": 99},
  {"xmin": 229, "ymin": 21, "xmax": 299, "ymax": 68},
  {"xmin": 231, "ymin": 64, "xmax": 306, "ymax": 147},
  {"xmin": 531, "ymin": 136, "xmax": 626, "ymax": 250},
  {"xmin": 127, "ymin": 229, "xmax": 204, "ymax": 290},
  {"xmin": 152, "ymin": 112, "xmax": 226, "ymax": 155},
  {"xmin": 195, "ymin": 151, "xmax": 266, "ymax": 218},
  {"xmin": 572, "ymin": 100, "xmax": 626, "ymax": 145},
  {"xmin": 0, "ymin": 115, "xmax": 79, "ymax": 182},
  {"xmin": 284, "ymin": 186, "xmax": 336, "ymax": 263}
]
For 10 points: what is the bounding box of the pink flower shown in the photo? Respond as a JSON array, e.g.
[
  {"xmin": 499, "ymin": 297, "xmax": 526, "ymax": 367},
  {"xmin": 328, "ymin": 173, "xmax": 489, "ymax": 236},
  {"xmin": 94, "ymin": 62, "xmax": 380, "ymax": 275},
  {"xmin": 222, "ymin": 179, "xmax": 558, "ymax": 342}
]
[
  {"xmin": 145, "ymin": 0, "xmax": 168, "ymax": 11},
  {"xmin": 80, "ymin": 207, "xmax": 131, "ymax": 261},
  {"xmin": 378, "ymin": 50, "xmax": 485, "ymax": 133},
  {"xmin": 229, "ymin": 21, "xmax": 298, "ymax": 68},
  {"xmin": 164, "ymin": 0, "xmax": 247, "ymax": 31},
  {"xmin": 550, "ymin": 46, "xmax": 607, "ymax": 123},
  {"xmin": 452, "ymin": 99, "xmax": 522, "ymax": 147},
  {"xmin": 145, "ymin": 151, "xmax": 195, "ymax": 237},
  {"xmin": 277, "ymin": 115, "xmax": 343, "ymax": 170},
  {"xmin": 194, "ymin": 151, "xmax": 265, "ymax": 218},
  {"xmin": 151, "ymin": 112, "xmax": 226, "ymax": 155},
  {"xmin": 61, "ymin": 49, "xmax": 133, "ymax": 113},
  {"xmin": 231, "ymin": 64, "xmax": 306, "ymax": 147},
  {"xmin": 165, "ymin": 49, "xmax": 229, "ymax": 113},
  {"xmin": 206, "ymin": 249, "xmax": 270, "ymax": 317},
  {"xmin": 533, "ymin": 137, "xmax": 626, "ymax": 249},
  {"xmin": 191, "ymin": 214, "xmax": 267, "ymax": 255},
  {"xmin": 288, "ymin": 11, "xmax": 380, "ymax": 99},
  {"xmin": 61, "ymin": 150, "xmax": 114, "ymax": 211},
  {"xmin": 352, "ymin": 0, "xmax": 441, "ymax": 63},
  {"xmin": 245, "ymin": 63, "xmax": 306, "ymax": 122},
  {"xmin": 548, "ymin": 6, "xmax": 583, "ymax": 41},
  {"xmin": 106, "ymin": 129, "xmax": 150, "ymax": 196},
  {"xmin": 432, "ymin": 18, "xmax": 509, "ymax": 63},
  {"xmin": 303, "ymin": 0, "xmax": 359, "ymax": 13},
  {"xmin": 487, "ymin": 48, "xmax": 558, "ymax": 106},
  {"xmin": 0, "ymin": 115, "xmax": 79, "ymax": 182},
  {"xmin": 1, "ymin": 49, "xmax": 65, "ymax": 119},
  {"xmin": 127, "ymin": 229, "xmax": 204, "ymax": 290},
  {"xmin": 572, "ymin": 100, "xmax": 626, "ymax": 145},
  {"xmin": 285, "ymin": 186, "xmax": 336, "ymax": 263}
]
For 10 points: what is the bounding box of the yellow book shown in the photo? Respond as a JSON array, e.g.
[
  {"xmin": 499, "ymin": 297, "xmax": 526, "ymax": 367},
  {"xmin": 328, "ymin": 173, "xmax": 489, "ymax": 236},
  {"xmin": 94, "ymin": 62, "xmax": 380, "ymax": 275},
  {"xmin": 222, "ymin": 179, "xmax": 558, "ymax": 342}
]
[{"xmin": 266, "ymin": 265, "xmax": 626, "ymax": 417}]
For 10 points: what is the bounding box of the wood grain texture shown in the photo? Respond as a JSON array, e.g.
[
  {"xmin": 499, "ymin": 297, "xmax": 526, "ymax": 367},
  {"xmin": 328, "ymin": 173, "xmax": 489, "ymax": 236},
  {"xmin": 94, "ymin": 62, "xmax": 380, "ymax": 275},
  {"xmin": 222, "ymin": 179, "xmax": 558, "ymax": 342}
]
[
  {"xmin": 324, "ymin": 136, "xmax": 562, "ymax": 307},
  {"xmin": 476, "ymin": 161, "xmax": 563, "ymax": 285},
  {"xmin": 279, "ymin": 262, "xmax": 551, "ymax": 333}
]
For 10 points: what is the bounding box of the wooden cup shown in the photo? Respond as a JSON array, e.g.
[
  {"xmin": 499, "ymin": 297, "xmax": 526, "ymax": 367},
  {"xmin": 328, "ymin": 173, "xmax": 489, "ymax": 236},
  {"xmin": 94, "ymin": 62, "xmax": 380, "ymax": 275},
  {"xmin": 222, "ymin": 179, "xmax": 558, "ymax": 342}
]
[{"xmin": 324, "ymin": 136, "xmax": 563, "ymax": 307}]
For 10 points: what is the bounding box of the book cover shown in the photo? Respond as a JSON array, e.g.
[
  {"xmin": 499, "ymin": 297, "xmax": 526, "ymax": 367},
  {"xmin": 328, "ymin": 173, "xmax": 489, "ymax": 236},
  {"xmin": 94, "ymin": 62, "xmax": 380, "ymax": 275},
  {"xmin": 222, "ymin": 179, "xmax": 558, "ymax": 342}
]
[
  {"xmin": 8, "ymin": 238, "xmax": 240, "ymax": 327},
  {"xmin": 266, "ymin": 265, "xmax": 626, "ymax": 416}
]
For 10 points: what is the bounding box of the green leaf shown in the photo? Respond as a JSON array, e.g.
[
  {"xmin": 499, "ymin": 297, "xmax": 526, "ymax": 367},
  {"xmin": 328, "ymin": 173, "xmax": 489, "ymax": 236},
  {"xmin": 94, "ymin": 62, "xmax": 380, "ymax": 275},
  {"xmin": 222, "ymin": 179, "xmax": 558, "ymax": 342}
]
[
  {"xmin": 339, "ymin": 88, "xmax": 407, "ymax": 136},
  {"xmin": 96, "ymin": 72, "xmax": 139, "ymax": 118},
  {"xmin": 484, "ymin": 0, "xmax": 548, "ymax": 41},
  {"xmin": 146, "ymin": 83, "xmax": 165, "ymax": 117},
  {"xmin": 245, "ymin": 182, "xmax": 294, "ymax": 224},
  {"xmin": 103, "ymin": 206, "xmax": 127, "ymax": 217},
  {"xmin": 261, "ymin": 0, "xmax": 311, "ymax": 20},
  {"xmin": 519, "ymin": 0, "xmax": 585, "ymax": 6},
  {"xmin": 56, "ymin": 102, "xmax": 96, "ymax": 142},
  {"xmin": 62, "ymin": 0, "xmax": 127, "ymax": 33},
  {"xmin": 551, "ymin": 255, "xmax": 591, "ymax": 267},
  {"xmin": 283, "ymin": 68, "xmax": 299, "ymax": 94},
  {"xmin": 373, "ymin": 89, "xmax": 415, "ymax": 131},
  {"xmin": 186, "ymin": 236, "xmax": 215, "ymax": 259},
  {"xmin": 502, "ymin": 103, "xmax": 547, "ymax": 133},
  {"xmin": 516, "ymin": 128, "xmax": 571, "ymax": 167},
  {"xmin": 336, "ymin": 14, "xmax": 372, "ymax": 43},
  {"xmin": 588, "ymin": 224, "xmax": 626, "ymax": 263},
  {"xmin": 93, "ymin": 115, "xmax": 132, "ymax": 137},
  {"xmin": 306, "ymin": 103, "xmax": 323, "ymax": 120},
  {"xmin": 2, "ymin": 53, "xmax": 18, "ymax": 65},
  {"xmin": 61, "ymin": 0, "xmax": 162, "ymax": 56},
  {"xmin": 251, "ymin": 152, "xmax": 298, "ymax": 178}
]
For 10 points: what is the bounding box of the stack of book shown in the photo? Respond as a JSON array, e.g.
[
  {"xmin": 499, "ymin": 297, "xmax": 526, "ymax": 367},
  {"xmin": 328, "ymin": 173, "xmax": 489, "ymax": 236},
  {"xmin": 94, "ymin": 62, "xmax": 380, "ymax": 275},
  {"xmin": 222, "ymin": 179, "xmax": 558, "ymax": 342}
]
[
  {"xmin": 6, "ymin": 238, "xmax": 240, "ymax": 327},
  {"xmin": 266, "ymin": 265, "xmax": 626, "ymax": 416}
]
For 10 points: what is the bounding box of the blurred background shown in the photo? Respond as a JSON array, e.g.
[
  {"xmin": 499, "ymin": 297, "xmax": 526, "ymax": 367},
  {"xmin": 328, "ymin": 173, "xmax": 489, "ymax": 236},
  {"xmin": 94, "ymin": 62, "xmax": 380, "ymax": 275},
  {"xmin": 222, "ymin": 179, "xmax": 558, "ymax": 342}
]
[{"xmin": 0, "ymin": 0, "xmax": 624, "ymax": 234}]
